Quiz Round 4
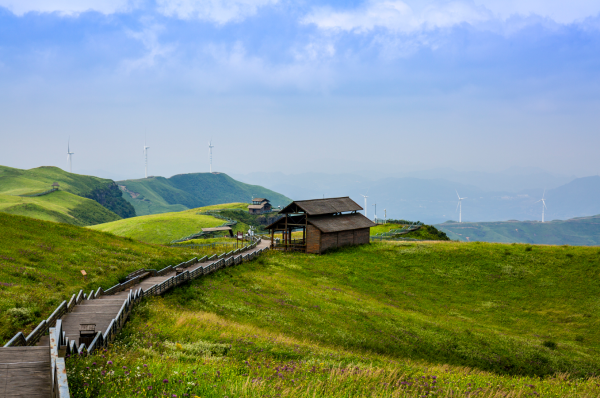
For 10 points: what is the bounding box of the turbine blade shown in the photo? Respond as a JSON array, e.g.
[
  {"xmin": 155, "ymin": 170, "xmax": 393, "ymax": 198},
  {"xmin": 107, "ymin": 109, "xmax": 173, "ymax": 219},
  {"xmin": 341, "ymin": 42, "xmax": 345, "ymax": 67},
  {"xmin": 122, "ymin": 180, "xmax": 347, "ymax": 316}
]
[
  {"xmin": 456, "ymin": 202, "xmax": 460, "ymax": 212},
  {"xmin": 456, "ymin": 190, "xmax": 460, "ymax": 199}
]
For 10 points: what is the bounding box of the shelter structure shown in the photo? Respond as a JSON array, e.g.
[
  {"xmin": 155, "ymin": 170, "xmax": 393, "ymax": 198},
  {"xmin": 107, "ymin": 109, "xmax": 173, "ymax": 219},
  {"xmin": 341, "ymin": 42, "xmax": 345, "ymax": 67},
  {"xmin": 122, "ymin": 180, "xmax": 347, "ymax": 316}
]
[
  {"xmin": 248, "ymin": 198, "xmax": 272, "ymax": 214},
  {"xmin": 201, "ymin": 226, "xmax": 234, "ymax": 237},
  {"xmin": 266, "ymin": 197, "xmax": 375, "ymax": 254}
]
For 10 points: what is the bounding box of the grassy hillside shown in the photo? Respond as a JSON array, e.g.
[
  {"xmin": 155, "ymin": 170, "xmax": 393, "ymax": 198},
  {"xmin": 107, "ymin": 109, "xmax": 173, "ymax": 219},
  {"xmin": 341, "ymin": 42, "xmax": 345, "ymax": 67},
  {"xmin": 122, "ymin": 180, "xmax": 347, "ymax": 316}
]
[
  {"xmin": 118, "ymin": 173, "xmax": 291, "ymax": 216},
  {"xmin": 89, "ymin": 203, "xmax": 250, "ymax": 244},
  {"xmin": 437, "ymin": 215, "xmax": 600, "ymax": 245},
  {"xmin": 0, "ymin": 212, "xmax": 221, "ymax": 344},
  {"xmin": 68, "ymin": 241, "xmax": 600, "ymax": 397},
  {"xmin": 371, "ymin": 223, "xmax": 450, "ymax": 241},
  {"xmin": 0, "ymin": 165, "xmax": 135, "ymax": 218},
  {"xmin": 0, "ymin": 191, "xmax": 121, "ymax": 226}
]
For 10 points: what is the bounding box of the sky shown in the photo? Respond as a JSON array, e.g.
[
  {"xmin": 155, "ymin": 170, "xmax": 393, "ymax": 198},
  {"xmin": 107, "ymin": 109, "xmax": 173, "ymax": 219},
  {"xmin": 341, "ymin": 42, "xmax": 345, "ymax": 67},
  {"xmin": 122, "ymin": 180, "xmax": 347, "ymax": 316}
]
[{"xmin": 0, "ymin": 0, "xmax": 599, "ymax": 181}]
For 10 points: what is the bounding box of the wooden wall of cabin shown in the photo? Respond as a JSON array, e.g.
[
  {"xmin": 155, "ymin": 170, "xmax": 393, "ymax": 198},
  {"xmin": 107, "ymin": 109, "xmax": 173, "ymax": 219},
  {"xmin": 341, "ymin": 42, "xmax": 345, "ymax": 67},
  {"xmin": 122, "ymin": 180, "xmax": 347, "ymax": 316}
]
[
  {"xmin": 306, "ymin": 225, "xmax": 321, "ymax": 254},
  {"xmin": 353, "ymin": 228, "xmax": 370, "ymax": 245},
  {"xmin": 307, "ymin": 226, "xmax": 372, "ymax": 254}
]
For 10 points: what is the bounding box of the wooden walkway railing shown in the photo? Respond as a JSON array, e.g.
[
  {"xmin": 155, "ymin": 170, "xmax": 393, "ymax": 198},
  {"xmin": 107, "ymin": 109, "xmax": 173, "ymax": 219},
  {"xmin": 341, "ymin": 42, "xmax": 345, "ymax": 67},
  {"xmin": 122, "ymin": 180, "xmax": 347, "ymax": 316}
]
[{"xmin": 1, "ymin": 238, "xmax": 267, "ymax": 398}]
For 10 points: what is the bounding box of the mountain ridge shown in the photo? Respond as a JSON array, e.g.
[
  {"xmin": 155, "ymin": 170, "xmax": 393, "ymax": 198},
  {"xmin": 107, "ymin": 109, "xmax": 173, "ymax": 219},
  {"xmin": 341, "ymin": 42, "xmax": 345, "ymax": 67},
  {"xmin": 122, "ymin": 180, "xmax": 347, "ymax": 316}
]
[{"xmin": 118, "ymin": 172, "xmax": 291, "ymax": 216}]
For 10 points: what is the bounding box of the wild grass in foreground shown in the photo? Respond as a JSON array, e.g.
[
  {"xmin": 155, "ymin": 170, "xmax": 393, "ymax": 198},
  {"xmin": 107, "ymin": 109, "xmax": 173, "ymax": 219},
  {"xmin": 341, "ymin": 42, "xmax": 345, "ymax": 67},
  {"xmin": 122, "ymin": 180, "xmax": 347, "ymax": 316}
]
[
  {"xmin": 0, "ymin": 213, "xmax": 219, "ymax": 343},
  {"xmin": 67, "ymin": 300, "xmax": 600, "ymax": 398},
  {"xmin": 68, "ymin": 241, "xmax": 600, "ymax": 397}
]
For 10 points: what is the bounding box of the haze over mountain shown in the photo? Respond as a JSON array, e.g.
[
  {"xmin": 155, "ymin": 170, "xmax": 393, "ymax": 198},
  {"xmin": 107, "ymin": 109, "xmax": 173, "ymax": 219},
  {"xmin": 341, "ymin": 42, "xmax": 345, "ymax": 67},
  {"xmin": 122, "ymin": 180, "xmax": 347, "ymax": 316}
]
[{"xmin": 234, "ymin": 170, "xmax": 600, "ymax": 224}]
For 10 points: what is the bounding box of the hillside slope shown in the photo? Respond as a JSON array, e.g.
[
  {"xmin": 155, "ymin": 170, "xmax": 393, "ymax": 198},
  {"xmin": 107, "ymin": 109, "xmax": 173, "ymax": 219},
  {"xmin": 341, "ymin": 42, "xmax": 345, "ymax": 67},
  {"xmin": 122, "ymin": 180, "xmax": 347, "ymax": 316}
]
[
  {"xmin": 0, "ymin": 212, "xmax": 219, "ymax": 344},
  {"xmin": 0, "ymin": 165, "xmax": 135, "ymax": 219},
  {"xmin": 437, "ymin": 215, "xmax": 600, "ymax": 245},
  {"xmin": 68, "ymin": 241, "xmax": 600, "ymax": 397},
  {"xmin": 89, "ymin": 203, "xmax": 249, "ymax": 244},
  {"xmin": 118, "ymin": 173, "xmax": 291, "ymax": 216},
  {"xmin": 0, "ymin": 190, "xmax": 121, "ymax": 226}
]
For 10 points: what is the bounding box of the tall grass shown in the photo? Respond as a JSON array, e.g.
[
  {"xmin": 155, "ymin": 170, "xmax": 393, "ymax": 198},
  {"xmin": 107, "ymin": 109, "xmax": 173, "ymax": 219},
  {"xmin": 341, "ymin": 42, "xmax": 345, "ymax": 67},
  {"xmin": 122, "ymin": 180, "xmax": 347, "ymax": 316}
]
[
  {"xmin": 67, "ymin": 240, "xmax": 600, "ymax": 397},
  {"xmin": 0, "ymin": 212, "xmax": 220, "ymax": 343}
]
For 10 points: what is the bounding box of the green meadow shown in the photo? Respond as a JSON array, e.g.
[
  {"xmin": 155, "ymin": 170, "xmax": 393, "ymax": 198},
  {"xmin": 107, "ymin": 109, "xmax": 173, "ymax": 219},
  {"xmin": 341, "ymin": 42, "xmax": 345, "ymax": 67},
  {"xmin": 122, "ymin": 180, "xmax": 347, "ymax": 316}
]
[
  {"xmin": 0, "ymin": 191, "xmax": 121, "ymax": 226},
  {"xmin": 67, "ymin": 241, "xmax": 600, "ymax": 397},
  {"xmin": 371, "ymin": 223, "xmax": 450, "ymax": 241},
  {"xmin": 0, "ymin": 213, "xmax": 220, "ymax": 344},
  {"xmin": 89, "ymin": 203, "xmax": 250, "ymax": 244}
]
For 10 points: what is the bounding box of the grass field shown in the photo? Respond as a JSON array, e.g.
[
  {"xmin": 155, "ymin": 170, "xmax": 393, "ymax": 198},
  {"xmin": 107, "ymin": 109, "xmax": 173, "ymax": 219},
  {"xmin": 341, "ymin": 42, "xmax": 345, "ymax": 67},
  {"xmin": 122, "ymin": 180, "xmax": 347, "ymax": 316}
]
[
  {"xmin": 0, "ymin": 165, "xmax": 110, "ymax": 196},
  {"xmin": 0, "ymin": 191, "xmax": 121, "ymax": 226},
  {"xmin": 371, "ymin": 223, "xmax": 450, "ymax": 241},
  {"xmin": 0, "ymin": 212, "xmax": 223, "ymax": 344},
  {"xmin": 67, "ymin": 241, "xmax": 600, "ymax": 397},
  {"xmin": 0, "ymin": 165, "xmax": 135, "ymax": 219},
  {"xmin": 89, "ymin": 203, "xmax": 250, "ymax": 244},
  {"xmin": 437, "ymin": 215, "xmax": 600, "ymax": 245}
]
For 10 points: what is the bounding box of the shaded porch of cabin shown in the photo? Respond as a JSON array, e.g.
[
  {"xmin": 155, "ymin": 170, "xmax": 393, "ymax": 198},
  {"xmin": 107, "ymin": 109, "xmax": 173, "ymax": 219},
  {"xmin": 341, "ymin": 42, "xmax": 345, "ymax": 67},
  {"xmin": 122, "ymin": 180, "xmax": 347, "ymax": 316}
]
[{"xmin": 268, "ymin": 214, "xmax": 307, "ymax": 252}]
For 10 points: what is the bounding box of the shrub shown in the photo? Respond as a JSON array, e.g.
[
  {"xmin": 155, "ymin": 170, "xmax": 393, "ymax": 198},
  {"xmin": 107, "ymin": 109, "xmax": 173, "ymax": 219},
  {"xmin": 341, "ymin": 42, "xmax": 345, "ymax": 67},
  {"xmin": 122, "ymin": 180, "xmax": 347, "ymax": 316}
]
[{"xmin": 543, "ymin": 340, "xmax": 557, "ymax": 350}]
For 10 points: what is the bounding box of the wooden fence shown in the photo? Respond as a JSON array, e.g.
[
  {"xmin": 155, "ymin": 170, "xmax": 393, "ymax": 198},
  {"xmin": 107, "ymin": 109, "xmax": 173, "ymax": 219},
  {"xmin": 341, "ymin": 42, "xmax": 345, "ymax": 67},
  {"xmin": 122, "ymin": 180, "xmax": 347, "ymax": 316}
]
[{"xmin": 2, "ymin": 238, "xmax": 265, "ymax": 398}]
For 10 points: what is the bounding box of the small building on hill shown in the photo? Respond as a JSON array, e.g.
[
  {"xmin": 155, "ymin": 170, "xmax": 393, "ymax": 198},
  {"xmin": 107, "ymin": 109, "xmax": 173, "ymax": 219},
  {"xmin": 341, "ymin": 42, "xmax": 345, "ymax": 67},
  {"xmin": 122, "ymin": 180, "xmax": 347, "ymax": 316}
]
[
  {"xmin": 248, "ymin": 198, "xmax": 272, "ymax": 214},
  {"xmin": 266, "ymin": 197, "xmax": 375, "ymax": 254}
]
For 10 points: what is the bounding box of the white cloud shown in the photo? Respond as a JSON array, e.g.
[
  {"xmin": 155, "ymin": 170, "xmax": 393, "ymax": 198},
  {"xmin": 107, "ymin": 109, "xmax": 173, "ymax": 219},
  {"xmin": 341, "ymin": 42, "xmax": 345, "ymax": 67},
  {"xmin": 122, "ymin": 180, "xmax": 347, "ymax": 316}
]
[
  {"xmin": 156, "ymin": 0, "xmax": 278, "ymax": 24},
  {"xmin": 473, "ymin": 0, "xmax": 600, "ymax": 24},
  {"xmin": 0, "ymin": 0, "xmax": 137, "ymax": 15},
  {"xmin": 303, "ymin": 0, "xmax": 600, "ymax": 34},
  {"xmin": 302, "ymin": 0, "xmax": 490, "ymax": 33},
  {"xmin": 122, "ymin": 20, "xmax": 175, "ymax": 71}
]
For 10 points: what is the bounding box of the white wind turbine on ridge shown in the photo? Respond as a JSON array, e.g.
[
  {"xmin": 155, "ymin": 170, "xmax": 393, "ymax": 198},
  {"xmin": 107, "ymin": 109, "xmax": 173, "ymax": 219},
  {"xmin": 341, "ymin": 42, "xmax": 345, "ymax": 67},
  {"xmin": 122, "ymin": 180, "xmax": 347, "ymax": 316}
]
[
  {"xmin": 209, "ymin": 139, "xmax": 215, "ymax": 173},
  {"xmin": 535, "ymin": 190, "xmax": 547, "ymax": 223},
  {"xmin": 456, "ymin": 190, "xmax": 466, "ymax": 223},
  {"xmin": 143, "ymin": 137, "xmax": 150, "ymax": 178},
  {"xmin": 361, "ymin": 194, "xmax": 368, "ymax": 219},
  {"xmin": 67, "ymin": 138, "xmax": 74, "ymax": 173}
]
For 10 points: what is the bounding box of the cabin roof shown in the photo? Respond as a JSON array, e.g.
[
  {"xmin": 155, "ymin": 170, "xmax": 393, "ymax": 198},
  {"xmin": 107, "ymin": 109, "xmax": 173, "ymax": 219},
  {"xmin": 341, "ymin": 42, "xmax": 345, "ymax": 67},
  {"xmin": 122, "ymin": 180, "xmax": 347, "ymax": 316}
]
[
  {"xmin": 308, "ymin": 213, "xmax": 375, "ymax": 233},
  {"xmin": 279, "ymin": 197, "xmax": 362, "ymax": 216},
  {"xmin": 265, "ymin": 212, "xmax": 374, "ymax": 233},
  {"xmin": 252, "ymin": 198, "xmax": 269, "ymax": 202},
  {"xmin": 248, "ymin": 204, "xmax": 267, "ymax": 209}
]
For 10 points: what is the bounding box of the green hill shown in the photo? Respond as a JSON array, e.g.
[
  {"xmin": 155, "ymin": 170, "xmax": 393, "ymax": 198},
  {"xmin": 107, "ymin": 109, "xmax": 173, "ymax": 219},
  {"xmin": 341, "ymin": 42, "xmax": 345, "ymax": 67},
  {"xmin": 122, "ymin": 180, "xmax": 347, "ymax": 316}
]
[
  {"xmin": 89, "ymin": 203, "xmax": 249, "ymax": 244},
  {"xmin": 68, "ymin": 240, "xmax": 600, "ymax": 397},
  {"xmin": 437, "ymin": 215, "xmax": 600, "ymax": 245},
  {"xmin": 0, "ymin": 190, "xmax": 121, "ymax": 226},
  {"xmin": 118, "ymin": 172, "xmax": 291, "ymax": 216},
  {"xmin": 0, "ymin": 212, "xmax": 219, "ymax": 343},
  {"xmin": 0, "ymin": 165, "xmax": 135, "ymax": 219}
]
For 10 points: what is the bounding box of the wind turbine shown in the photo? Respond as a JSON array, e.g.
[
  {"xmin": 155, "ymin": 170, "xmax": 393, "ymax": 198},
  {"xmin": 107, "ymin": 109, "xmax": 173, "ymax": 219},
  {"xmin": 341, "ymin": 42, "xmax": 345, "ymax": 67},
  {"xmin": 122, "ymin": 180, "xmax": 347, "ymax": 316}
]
[
  {"xmin": 372, "ymin": 203, "xmax": 377, "ymax": 223},
  {"xmin": 361, "ymin": 194, "xmax": 368, "ymax": 219},
  {"xmin": 143, "ymin": 137, "xmax": 150, "ymax": 178},
  {"xmin": 456, "ymin": 190, "xmax": 466, "ymax": 223},
  {"xmin": 535, "ymin": 190, "xmax": 547, "ymax": 223},
  {"xmin": 209, "ymin": 139, "xmax": 215, "ymax": 173},
  {"xmin": 67, "ymin": 138, "xmax": 74, "ymax": 173}
]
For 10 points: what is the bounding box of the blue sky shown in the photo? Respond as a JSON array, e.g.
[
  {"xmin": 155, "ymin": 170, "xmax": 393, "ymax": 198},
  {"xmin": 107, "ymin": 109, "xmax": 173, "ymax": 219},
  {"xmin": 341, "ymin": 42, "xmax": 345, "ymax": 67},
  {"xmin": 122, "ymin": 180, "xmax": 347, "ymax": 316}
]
[{"xmin": 1, "ymin": 0, "xmax": 599, "ymax": 180}]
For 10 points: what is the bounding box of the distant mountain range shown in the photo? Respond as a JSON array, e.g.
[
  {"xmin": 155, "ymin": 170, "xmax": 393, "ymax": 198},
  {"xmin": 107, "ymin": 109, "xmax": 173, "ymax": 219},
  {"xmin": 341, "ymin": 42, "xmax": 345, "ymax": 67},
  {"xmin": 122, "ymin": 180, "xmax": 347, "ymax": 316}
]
[
  {"xmin": 233, "ymin": 170, "xmax": 600, "ymax": 224},
  {"xmin": 118, "ymin": 173, "xmax": 291, "ymax": 216},
  {"xmin": 437, "ymin": 215, "xmax": 600, "ymax": 246}
]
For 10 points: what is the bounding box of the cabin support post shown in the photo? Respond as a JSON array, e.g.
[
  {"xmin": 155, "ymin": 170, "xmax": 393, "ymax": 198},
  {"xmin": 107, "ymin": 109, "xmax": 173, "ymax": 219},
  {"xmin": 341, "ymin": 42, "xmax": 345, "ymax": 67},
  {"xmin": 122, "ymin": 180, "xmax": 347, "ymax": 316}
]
[{"xmin": 271, "ymin": 229, "xmax": 274, "ymax": 248}]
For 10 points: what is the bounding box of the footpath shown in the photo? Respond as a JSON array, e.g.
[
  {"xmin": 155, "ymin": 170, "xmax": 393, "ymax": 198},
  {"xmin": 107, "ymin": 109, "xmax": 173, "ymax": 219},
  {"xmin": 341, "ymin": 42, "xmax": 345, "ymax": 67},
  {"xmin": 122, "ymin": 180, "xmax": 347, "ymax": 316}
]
[{"xmin": 0, "ymin": 238, "xmax": 269, "ymax": 398}]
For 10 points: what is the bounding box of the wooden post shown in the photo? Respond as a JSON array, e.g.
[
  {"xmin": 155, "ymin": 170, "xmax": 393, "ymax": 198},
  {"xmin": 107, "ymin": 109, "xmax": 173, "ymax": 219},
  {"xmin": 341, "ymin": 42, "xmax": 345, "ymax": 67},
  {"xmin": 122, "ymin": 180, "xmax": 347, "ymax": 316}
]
[
  {"xmin": 271, "ymin": 229, "xmax": 274, "ymax": 249},
  {"xmin": 284, "ymin": 214, "xmax": 288, "ymax": 252}
]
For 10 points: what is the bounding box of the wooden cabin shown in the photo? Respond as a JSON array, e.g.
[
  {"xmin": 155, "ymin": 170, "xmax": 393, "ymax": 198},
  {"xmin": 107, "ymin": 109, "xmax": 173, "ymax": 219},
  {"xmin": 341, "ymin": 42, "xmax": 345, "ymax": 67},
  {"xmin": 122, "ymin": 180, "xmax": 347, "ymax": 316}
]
[
  {"xmin": 266, "ymin": 197, "xmax": 375, "ymax": 254},
  {"xmin": 248, "ymin": 198, "xmax": 272, "ymax": 214}
]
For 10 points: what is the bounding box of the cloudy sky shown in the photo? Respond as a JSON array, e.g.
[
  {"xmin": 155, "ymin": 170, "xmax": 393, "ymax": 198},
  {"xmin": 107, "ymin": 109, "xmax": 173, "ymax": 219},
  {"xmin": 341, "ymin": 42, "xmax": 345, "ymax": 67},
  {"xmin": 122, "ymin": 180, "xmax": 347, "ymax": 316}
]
[{"xmin": 1, "ymin": 0, "xmax": 599, "ymax": 180}]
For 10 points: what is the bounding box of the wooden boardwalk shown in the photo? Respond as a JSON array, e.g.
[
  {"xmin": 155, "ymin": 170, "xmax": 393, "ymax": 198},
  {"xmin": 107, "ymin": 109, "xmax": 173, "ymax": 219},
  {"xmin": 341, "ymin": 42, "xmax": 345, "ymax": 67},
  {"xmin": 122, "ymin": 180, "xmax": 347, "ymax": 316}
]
[
  {"xmin": 0, "ymin": 347, "xmax": 51, "ymax": 398},
  {"xmin": 2, "ymin": 239, "xmax": 269, "ymax": 398},
  {"xmin": 59, "ymin": 240, "xmax": 268, "ymax": 344}
]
